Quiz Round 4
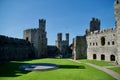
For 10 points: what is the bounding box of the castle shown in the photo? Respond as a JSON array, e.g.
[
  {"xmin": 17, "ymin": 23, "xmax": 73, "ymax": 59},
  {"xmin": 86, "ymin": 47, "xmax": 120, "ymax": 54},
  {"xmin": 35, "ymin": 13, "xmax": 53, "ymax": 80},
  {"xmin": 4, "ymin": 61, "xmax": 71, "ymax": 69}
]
[
  {"xmin": 72, "ymin": 0, "xmax": 120, "ymax": 65},
  {"xmin": 0, "ymin": 0, "xmax": 120, "ymax": 65},
  {"xmin": 23, "ymin": 19, "xmax": 47, "ymax": 58}
]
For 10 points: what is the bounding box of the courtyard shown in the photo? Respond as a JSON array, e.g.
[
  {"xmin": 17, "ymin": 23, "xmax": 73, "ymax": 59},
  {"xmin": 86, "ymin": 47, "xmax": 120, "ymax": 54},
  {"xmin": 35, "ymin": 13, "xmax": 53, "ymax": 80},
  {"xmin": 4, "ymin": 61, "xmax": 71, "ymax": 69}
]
[{"xmin": 0, "ymin": 58, "xmax": 119, "ymax": 80}]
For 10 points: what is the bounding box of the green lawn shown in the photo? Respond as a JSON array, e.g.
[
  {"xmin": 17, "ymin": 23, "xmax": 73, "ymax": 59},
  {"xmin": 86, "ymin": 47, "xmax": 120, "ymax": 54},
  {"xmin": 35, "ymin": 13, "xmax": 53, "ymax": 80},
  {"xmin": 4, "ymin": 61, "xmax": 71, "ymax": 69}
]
[
  {"xmin": 79, "ymin": 59, "xmax": 115, "ymax": 66},
  {"xmin": 109, "ymin": 67, "xmax": 120, "ymax": 74},
  {"xmin": 0, "ymin": 58, "xmax": 116, "ymax": 80}
]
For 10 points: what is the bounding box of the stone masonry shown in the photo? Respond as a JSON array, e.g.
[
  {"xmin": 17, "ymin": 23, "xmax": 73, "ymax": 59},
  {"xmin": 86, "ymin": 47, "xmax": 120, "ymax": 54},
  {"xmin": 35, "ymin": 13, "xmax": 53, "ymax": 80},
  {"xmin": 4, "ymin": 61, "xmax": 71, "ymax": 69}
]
[
  {"xmin": 73, "ymin": 0, "xmax": 120, "ymax": 65},
  {"xmin": 23, "ymin": 19, "xmax": 47, "ymax": 58}
]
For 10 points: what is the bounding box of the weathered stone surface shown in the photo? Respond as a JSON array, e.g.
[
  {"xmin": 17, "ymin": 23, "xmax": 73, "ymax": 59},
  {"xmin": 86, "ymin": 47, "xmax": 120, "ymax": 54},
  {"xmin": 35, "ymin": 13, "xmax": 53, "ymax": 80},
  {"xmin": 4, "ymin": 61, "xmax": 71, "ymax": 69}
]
[
  {"xmin": 0, "ymin": 35, "xmax": 35, "ymax": 61},
  {"xmin": 72, "ymin": 0, "xmax": 120, "ymax": 65},
  {"xmin": 23, "ymin": 19, "xmax": 47, "ymax": 58}
]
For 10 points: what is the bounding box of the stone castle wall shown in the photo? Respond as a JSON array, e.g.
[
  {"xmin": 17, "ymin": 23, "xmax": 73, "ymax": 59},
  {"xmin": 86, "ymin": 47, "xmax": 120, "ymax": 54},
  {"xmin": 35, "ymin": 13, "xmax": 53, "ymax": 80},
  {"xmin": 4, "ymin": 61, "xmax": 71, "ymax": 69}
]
[
  {"xmin": 72, "ymin": 36, "xmax": 87, "ymax": 60},
  {"xmin": 23, "ymin": 19, "xmax": 47, "ymax": 58},
  {"xmin": 86, "ymin": 28, "xmax": 117, "ymax": 61},
  {"xmin": 0, "ymin": 35, "xmax": 35, "ymax": 61}
]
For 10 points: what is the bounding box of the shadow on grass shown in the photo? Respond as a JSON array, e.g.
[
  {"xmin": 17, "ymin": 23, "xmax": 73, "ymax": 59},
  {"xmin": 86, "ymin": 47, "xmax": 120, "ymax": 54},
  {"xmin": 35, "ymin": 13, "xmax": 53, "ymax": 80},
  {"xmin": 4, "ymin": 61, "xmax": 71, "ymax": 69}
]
[
  {"xmin": 59, "ymin": 65, "xmax": 85, "ymax": 69},
  {"xmin": 0, "ymin": 61, "xmax": 31, "ymax": 77}
]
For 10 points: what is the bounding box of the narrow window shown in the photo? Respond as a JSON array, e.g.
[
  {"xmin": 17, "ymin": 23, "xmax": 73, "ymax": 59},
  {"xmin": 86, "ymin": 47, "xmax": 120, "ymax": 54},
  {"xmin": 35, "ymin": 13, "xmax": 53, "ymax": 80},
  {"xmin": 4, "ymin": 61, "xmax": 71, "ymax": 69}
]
[
  {"xmin": 90, "ymin": 43, "xmax": 91, "ymax": 46},
  {"xmin": 96, "ymin": 42, "xmax": 98, "ymax": 46},
  {"xmin": 108, "ymin": 42, "xmax": 110, "ymax": 45},
  {"xmin": 101, "ymin": 37, "xmax": 105, "ymax": 46},
  {"xmin": 93, "ymin": 43, "xmax": 95, "ymax": 46},
  {"xmin": 112, "ymin": 41, "xmax": 115, "ymax": 45}
]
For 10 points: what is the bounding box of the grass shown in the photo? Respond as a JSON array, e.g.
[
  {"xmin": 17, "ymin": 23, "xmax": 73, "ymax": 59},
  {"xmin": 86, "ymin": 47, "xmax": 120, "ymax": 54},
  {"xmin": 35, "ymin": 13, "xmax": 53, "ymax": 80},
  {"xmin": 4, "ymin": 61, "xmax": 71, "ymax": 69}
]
[
  {"xmin": 109, "ymin": 67, "xmax": 120, "ymax": 74},
  {"xmin": 79, "ymin": 59, "xmax": 115, "ymax": 66},
  {"xmin": 0, "ymin": 58, "xmax": 116, "ymax": 80}
]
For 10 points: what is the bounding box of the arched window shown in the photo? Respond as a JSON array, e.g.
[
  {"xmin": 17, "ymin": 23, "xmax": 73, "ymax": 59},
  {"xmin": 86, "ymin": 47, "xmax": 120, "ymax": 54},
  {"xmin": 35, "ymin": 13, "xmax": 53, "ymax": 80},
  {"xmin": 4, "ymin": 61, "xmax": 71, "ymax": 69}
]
[
  {"xmin": 90, "ymin": 43, "xmax": 91, "ymax": 46},
  {"xmin": 108, "ymin": 42, "xmax": 110, "ymax": 45},
  {"xmin": 112, "ymin": 41, "xmax": 115, "ymax": 45},
  {"xmin": 96, "ymin": 42, "xmax": 98, "ymax": 46},
  {"xmin": 101, "ymin": 54, "xmax": 105, "ymax": 60},
  {"xmin": 110, "ymin": 55, "xmax": 115, "ymax": 61},
  {"xmin": 93, "ymin": 43, "xmax": 95, "ymax": 46},
  {"xmin": 101, "ymin": 37, "xmax": 105, "ymax": 46},
  {"xmin": 93, "ymin": 54, "xmax": 97, "ymax": 59}
]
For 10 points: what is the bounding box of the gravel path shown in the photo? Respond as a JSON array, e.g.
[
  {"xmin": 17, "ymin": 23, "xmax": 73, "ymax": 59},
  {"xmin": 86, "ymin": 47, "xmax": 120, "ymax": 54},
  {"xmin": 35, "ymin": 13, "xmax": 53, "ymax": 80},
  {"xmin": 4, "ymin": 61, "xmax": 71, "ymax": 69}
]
[{"xmin": 68, "ymin": 59, "xmax": 120, "ymax": 80}]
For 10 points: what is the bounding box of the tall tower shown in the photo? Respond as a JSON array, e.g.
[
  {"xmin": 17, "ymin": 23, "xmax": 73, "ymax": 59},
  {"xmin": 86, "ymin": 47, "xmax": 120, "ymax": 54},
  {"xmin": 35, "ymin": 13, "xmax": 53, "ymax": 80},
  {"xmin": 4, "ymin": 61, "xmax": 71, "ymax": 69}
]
[
  {"xmin": 38, "ymin": 19, "xmax": 47, "ymax": 57},
  {"xmin": 56, "ymin": 33, "xmax": 62, "ymax": 49},
  {"xmin": 115, "ymin": 0, "xmax": 120, "ymax": 64},
  {"xmin": 89, "ymin": 18, "xmax": 100, "ymax": 32},
  {"xmin": 114, "ymin": 0, "xmax": 120, "ymax": 28},
  {"xmin": 58, "ymin": 33, "xmax": 62, "ymax": 41},
  {"xmin": 39, "ymin": 19, "xmax": 46, "ymax": 32},
  {"xmin": 66, "ymin": 33, "xmax": 69, "ymax": 45}
]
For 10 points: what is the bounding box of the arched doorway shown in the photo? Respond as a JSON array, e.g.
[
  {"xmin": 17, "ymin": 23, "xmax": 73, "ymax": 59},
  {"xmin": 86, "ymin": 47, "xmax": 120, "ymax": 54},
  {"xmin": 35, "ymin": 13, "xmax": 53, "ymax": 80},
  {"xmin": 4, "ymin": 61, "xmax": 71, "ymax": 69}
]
[
  {"xmin": 101, "ymin": 54, "xmax": 105, "ymax": 60},
  {"xmin": 110, "ymin": 55, "xmax": 115, "ymax": 61},
  {"xmin": 93, "ymin": 54, "xmax": 96, "ymax": 59}
]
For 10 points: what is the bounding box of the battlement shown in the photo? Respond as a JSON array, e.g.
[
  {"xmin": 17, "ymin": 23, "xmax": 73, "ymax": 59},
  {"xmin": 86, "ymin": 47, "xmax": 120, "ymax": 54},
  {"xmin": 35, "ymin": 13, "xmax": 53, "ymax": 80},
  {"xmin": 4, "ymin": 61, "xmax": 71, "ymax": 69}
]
[
  {"xmin": 24, "ymin": 28, "xmax": 39, "ymax": 32},
  {"xmin": 0, "ymin": 35, "xmax": 30, "ymax": 45},
  {"xmin": 87, "ymin": 28, "xmax": 115, "ymax": 35},
  {"xmin": 89, "ymin": 17, "xmax": 100, "ymax": 32}
]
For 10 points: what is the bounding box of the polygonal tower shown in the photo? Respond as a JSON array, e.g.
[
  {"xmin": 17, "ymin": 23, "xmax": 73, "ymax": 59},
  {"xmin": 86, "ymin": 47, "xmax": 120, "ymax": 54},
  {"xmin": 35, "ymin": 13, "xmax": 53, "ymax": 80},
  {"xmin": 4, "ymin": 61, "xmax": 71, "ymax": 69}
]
[
  {"xmin": 38, "ymin": 19, "xmax": 47, "ymax": 57},
  {"xmin": 115, "ymin": 0, "xmax": 120, "ymax": 64},
  {"xmin": 66, "ymin": 33, "xmax": 69, "ymax": 45},
  {"xmin": 89, "ymin": 18, "xmax": 100, "ymax": 32},
  {"xmin": 39, "ymin": 19, "xmax": 46, "ymax": 31}
]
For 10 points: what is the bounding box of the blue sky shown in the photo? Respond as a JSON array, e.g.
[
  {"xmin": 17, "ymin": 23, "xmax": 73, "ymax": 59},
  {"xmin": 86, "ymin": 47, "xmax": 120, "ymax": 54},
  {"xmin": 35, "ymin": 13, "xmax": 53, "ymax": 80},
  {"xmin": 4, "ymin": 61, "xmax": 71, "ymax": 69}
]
[{"xmin": 0, "ymin": 0, "xmax": 115, "ymax": 45}]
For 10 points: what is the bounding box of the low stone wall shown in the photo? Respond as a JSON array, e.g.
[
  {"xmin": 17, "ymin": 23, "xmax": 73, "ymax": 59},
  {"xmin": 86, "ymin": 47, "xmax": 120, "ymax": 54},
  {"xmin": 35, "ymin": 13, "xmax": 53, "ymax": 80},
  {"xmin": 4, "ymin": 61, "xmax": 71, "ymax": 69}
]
[{"xmin": 0, "ymin": 35, "xmax": 35, "ymax": 61}]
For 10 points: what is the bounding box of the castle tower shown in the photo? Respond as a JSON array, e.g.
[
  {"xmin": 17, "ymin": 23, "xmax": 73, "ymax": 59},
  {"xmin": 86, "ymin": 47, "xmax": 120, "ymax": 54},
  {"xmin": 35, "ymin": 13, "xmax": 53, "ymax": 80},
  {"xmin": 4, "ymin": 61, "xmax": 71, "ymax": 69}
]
[
  {"xmin": 115, "ymin": 0, "xmax": 120, "ymax": 64},
  {"xmin": 58, "ymin": 33, "xmax": 62, "ymax": 41},
  {"xmin": 66, "ymin": 33, "xmax": 69, "ymax": 45},
  {"xmin": 114, "ymin": 0, "xmax": 120, "ymax": 27},
  {"xmin": 39, "ymin": 19, "xmax": 46, "ymax": 32},
  {"xmin": 56, "ymin": 33, "xmax": 62, "ymax": 49},
  {"xmin": 89, "ymin": 18, "xmax": 100, "ymax": 32}
]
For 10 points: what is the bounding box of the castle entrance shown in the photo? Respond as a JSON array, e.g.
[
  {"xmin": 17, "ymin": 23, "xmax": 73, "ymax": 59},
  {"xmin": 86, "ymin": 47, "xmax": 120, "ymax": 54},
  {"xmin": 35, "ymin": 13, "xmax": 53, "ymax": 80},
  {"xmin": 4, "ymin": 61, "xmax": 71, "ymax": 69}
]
[
  {"xmin": 110, "ymin": 55, "xmax": 115, "ymax": 61},
  {"xmin": 101, "ymin": 54, "xmax": 105, "ymax": 60}
]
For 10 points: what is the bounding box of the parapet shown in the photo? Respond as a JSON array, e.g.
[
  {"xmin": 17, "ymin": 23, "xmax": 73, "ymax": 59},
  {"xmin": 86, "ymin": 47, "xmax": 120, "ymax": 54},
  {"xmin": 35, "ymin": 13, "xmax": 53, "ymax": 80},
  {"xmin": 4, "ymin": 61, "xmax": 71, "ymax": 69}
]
[
  {"xmin": 24, "ymin": 28, "xmax": 39, "ymax": 32},
  {"xmin": 87, "ymin": 28, "xmax": 115, "ymax": 36}
]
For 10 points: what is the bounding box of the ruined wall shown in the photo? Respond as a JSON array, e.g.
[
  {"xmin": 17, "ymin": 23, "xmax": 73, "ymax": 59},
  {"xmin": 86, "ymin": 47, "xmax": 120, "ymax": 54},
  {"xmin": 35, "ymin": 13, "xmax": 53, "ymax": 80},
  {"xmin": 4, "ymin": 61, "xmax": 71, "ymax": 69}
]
[
  {"xmin": 0, "ymin": 35, "xmax": 35, "ymax": 61},
  {"xmin": 86, "ymin": 28, "xmax": 117, "ymax": 61},
  {"xmin": 55, "ymin": 33, "xmax": 71, "ymax": 58},
  {"xmin": 23, "ymin": 19, "xmax": 47, "ymax": 58},
  {"xmin": 47, "ymin": 45, "xmax": 60, "ymax": 58},
  {"xmin": 72, "ymin": 36, "xmax": 87, "ymax": 60}
]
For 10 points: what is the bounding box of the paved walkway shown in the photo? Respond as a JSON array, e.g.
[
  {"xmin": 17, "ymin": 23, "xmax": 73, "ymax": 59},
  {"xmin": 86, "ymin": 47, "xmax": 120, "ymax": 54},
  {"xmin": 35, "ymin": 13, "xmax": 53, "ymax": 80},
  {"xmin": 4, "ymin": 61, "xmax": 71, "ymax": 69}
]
[{"xmin": 68, "ymin": 59, "xmax": 120, "ymax": 80}]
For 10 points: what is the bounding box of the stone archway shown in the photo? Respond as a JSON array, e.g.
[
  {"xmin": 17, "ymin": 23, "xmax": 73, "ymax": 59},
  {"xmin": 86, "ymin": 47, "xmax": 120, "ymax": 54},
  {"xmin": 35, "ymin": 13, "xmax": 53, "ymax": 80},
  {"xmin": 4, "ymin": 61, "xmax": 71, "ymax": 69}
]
[
  {"xmin": 101, "ymin": 54, "xmax": 105, "ymax": 60},
  {"xmin": 110, "ymin": 55, "xmax": 115, "ymax": 61},
  {"xmin": 93, "ymin": 54, "xmax": 96, "ymax": 59}
]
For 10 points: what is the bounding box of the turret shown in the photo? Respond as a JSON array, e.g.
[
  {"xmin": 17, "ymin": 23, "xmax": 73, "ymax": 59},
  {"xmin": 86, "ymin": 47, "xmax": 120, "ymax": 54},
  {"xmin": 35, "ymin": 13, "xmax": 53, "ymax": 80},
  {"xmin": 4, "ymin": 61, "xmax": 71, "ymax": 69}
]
[
  {"xmin": 57, "ymin": 33, "xmax": 62, "ymax": 41},
  {"xmin": 66, "ymin": 33, "xmax": 69, "ymax": 45},
  {"xmin": 89, "ymin": 18, "xmax": 100, "ymax": 32},
  {"xmin": 114, "ymin": 0, "xmax": 120, "ymax": 28},
  {"xmin": 39, "ymin": 19, "xmax": 46, "ymax": 31}
]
